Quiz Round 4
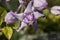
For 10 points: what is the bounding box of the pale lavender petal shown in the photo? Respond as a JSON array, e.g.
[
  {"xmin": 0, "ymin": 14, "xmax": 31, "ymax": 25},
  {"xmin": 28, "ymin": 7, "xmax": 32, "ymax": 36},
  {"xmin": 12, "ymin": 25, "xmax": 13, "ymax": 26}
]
[
  {"xmin": 23, "ymin": 12, "xmax": 34, "ymax": 25},
  {"xmin": 51, "ymin": 6, "xmax": 60, "ymax": 15},
  {"xmin": 27, "ymin": 13, "xmax": 34, "ymax": 21},
  {"xmin": 51, "ymin": 6, "xmax": 60, "ymax": 9},
  {"xmin": 5, "ymin": 11, "xmax": 16, "ymax": 24},
  {"xmin": 24, "ymin": 1, "xmax": 32, "ymax": 13},
  {"xmin": 23, "ymin": 18, "xmax": 29, "ymax": 24},
  {"xmin": 16, "ymin": 21, "xmax": 27, "ymax": 32},
  {"xmin": 33, "ymin": 12, "xmax": 44, "ymax": 19},
  {"xmin": 33, "ymin": 0, "xmax": 48, "ymax": 10},
  {"xmin": 11, "ymin": 13, "xmax": 24, "ymax": 21}
]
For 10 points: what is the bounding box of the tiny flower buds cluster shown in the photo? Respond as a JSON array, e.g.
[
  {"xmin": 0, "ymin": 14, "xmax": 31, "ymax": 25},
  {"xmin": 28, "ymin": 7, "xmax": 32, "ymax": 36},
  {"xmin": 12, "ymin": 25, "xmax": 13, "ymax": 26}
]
[
  {"xmin": 51, "ymin": 6, "xmax": 60, "ymax": 15},
  {"xmin": 5, "ymin": 11, "xmax": 16, "ymax": 24}
]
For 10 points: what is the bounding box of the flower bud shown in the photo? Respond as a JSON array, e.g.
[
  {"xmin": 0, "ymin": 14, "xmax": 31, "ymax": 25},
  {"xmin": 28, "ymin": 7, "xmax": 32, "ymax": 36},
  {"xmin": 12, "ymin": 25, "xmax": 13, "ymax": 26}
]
[
  {"xmin": 33, "ymin": 0, "xmax": 48, "ymax": 10},
  {"xmin": 5, "ymin": 11, "xmax": 16, "ymax": 24},
  {"xmin": 51, "ymin": 6, "xmax": 60, "ymax": 15}
]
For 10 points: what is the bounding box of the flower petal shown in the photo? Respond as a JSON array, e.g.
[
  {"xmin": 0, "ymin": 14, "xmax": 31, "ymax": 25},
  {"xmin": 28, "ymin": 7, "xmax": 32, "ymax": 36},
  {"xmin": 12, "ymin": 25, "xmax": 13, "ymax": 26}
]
[
  {"xmin": 23, "ymin": 12, "xmax": 34, "ymax": 25},
  {"xmin": 51, "ymin": 6, "xmax": 60, "ymax": 15},
  {"xmin": 16, "ymin": 22, "xmax": 27, "ymax": 32},
  {"xmin": 5, "ymin": 11, "xmax": 16, "ymax": 24},
  {"xmin": 11, "ymin": 13, "xmax": 24, "ymax": 21},
  {"xmin": 24, "ymin": 1, "xmax": 32, "ymax": 13},
  {"xmin": 33, "ymin": 0, "xmax": 48, "ymax": 10},
  {"xmin": 33, "ymin": 12, "xmax": 44, "ymax": 19}
]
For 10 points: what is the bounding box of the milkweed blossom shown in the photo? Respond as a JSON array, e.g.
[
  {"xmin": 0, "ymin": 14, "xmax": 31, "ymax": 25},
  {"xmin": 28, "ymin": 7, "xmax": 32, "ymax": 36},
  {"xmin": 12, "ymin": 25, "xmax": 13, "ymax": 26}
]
[
  {"xmin": 33, "ymin": 0, "xmax": 48, "ymax": 11},
  {"xmin": 51, "ymin": 6, "xmax": 60, "ymax": 15},
  {"xmin": 5, "ymin": 11, "xmax": 16, "ymax": 24},
  {"xmin": 11, "ymin": 1, "xmax": 44, "ymax": 32},
  {"xmin": 5, "ymin": 0, "xmax": 45, "ymax": 32}
]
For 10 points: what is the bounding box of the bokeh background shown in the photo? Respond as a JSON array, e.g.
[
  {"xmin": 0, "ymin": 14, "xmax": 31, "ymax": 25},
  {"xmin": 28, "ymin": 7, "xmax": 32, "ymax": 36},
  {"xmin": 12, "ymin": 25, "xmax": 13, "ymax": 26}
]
[{"xmin": 0, "ymin": 0, "xmax": 60, "ymax": 40}]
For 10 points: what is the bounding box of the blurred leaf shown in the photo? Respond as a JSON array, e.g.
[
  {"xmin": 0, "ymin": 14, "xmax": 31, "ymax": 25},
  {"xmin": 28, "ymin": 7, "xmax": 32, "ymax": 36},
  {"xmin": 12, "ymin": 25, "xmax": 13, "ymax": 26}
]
[
  {"xmin": 47, "ymin": 0, "xmax": 60, "ymax": 7},
  {"xmin": 0, "ymin": 0, "xmax": 19, "ymax": 11},
  {"xmin": 0, "ymin": 7, "xmax": 7, "ymax": 25},
  {"xmin": 0, "ymin": 32, "xmax": 2, "ymax": 36},
  {"xmin": 10, "ymin": 0, "xmax": 19, "ymax": 11},
  {"xmin": 48, "ymin": 14, "xmax": 60, "ymax": 22},
  {"xmin": 38, "ymin": 17, "xmax": 48, "ymax": 24},
  {"xmin": 0, "ymin": 7, "xmax": 5, "ymax": 15},
  {"xmin": 11, "ymin": 29, "xmax": 20, "ymax": 40},
  {"xmin": 2, "ymin": 27, "xmax": 13, "ymax": 40},
  {"xmin": 42, "ymin": 9, "xmax": 50, "ymax": 16},
  {"xmin": 13, "ymin": 19, "xmax": 21, "ymax": 30}
]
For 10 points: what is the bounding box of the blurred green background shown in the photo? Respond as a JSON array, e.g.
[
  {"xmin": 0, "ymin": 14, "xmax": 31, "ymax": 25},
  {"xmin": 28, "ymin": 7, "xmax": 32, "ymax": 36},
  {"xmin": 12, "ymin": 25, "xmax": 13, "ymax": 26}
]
[{"xmin": 0, "ymin": 0, "xmax": 60, "ymax": 40}]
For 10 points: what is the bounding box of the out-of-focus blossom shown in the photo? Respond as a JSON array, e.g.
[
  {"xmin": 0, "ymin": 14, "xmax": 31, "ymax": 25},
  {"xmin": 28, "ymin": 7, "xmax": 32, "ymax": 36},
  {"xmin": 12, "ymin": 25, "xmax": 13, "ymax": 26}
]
[
  {"xmin": 51, "ymin": 6, "xmax": 60, "ymax": 15},
  {"xmin": 16, "ymin": 12, "xmax": 44, "ymax": 32},
  {"xmin": 5, "ymin": 11, "xmax": 16, "ymax": 24},
  {"xmin": 19, "ymin": 0, "xmax": 25, "ymax": 4},
  {"xmin": 11, "ymin": 1, "xmax": 44, "ymax": 32},
  {"xmin": 24, "ymin": 1, "xmax": 32, "ymax": 13},
  {"xmin": 33, "ymin": 0, "xmax": 48, "ymax": 11},
  {"xmin": 11, "ymin": 12, "xmax": 24, "ymax": 21},
  {"xmin": 6, "ymin": 0, "xmax": 10, "ymax": 2},
  {"xmin": 33, "ymin": 12, "xmax": 44, "ymax": 19}
]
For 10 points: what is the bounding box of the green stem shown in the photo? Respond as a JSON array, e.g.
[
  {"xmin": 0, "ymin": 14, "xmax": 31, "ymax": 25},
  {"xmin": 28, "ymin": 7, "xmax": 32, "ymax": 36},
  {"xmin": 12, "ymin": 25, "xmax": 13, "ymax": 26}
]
[{"xmin": 16, "ymin": 4, "xmax": 22, "ymax": 13}]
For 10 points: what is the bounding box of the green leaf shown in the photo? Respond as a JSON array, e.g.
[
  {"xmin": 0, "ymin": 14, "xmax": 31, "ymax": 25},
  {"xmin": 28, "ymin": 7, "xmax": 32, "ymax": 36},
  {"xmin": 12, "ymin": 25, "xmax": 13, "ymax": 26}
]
[
  {"xmin": 0, "ymin": 0, "xmax": 19, "ymax": 11},
  {"xmin": 47, "ymin": 0, "xmax": 60, "ymax": 7},
  {"xmin": 2, "ymin": 27, "xmax": 13, "ymax": 40},
  {"xmin": 9, "ymin": 0, "xmax": 19, "ymax": 11},
  {"xmin": 13, "ymin": 19, "xmax": 21, "ymax": 30},
  {"xmin": 0, "ymin": 7, "xmax": 7, "ymax": 25},
  {"xmin": 0, "ymin": 32, "xmax": 2, "ymax": 36},
  {"xmin": 42, "ymin": 9, "xmax": 50, "ymax": 16}
]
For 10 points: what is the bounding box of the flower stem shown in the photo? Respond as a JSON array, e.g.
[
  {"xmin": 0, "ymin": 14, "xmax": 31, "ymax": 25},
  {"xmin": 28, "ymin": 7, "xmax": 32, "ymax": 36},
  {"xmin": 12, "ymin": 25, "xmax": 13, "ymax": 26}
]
[{"xmin": 15, "ymin": 4, "xmax": 22, "ymax": 13}]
